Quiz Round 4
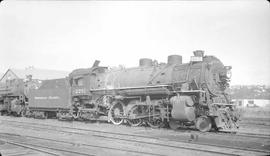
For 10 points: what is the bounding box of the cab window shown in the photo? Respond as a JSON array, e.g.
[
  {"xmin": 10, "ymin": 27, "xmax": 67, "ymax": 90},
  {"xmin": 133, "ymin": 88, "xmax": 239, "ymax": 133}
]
[{"xmin": 74, "ymin": 78, "xmax": 84, "ymax": 86}]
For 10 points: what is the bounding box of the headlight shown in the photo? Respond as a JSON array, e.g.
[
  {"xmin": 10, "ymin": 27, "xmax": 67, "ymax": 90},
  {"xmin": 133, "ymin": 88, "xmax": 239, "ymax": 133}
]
[
  {"xmin": 225, "ymin": 66, "xmax": 232, "ymax": 78},
  {"xmin": 226, "ymin": 70, "xmax": 232, "ymax": 78}
]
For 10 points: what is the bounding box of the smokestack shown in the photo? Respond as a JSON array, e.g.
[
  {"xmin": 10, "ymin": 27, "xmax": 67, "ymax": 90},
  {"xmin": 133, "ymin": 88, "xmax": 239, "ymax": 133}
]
[{"xmin": 92, "ymin": 60, "xmax": 100, "ymax": 67}]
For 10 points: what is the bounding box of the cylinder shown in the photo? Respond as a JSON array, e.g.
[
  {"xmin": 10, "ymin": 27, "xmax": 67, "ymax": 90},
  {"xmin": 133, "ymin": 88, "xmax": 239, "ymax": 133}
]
[
  {"xmin": 170, "ymin": 96, "xmax": 195, "ymax": 122},
  {"xmin": 193, "ymin": 50, "xmax": 204, "ymax": 57},
  {"xmin": 139, "ymin": 58, "xmax": 153, "ymax": 67},
  {"xmin": 167, "ymin": 55, "xmax": 182, "ymax": 65}
]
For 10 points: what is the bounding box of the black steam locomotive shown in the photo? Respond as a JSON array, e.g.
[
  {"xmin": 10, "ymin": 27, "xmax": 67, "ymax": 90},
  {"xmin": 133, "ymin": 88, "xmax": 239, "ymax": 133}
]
[
  {"xmin": 0, "ymin": 75, "xmax": 41, "ymax": 116},
  {"xmin": 0, "ymin": 51, "xmax": 239, "ymax": 132},
  {"xmin": 65, "ymin": 50, "xmax": 238, "ymax": 132}
]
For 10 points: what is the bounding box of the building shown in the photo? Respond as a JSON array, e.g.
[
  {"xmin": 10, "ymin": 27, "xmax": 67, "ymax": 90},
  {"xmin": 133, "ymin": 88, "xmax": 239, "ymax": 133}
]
[{"xmin": 0, "ymin": 67, "xmax": 70, "ymax": 83}]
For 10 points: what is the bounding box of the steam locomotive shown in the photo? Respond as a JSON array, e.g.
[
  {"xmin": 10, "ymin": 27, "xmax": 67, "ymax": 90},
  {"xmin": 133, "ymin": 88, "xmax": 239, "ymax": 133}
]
[
  {"xmin": 65, "ymin": 50, "xmax": 238, "ymax": 132},
  {"xmin": 0, "ymin": 74, "xmax": 41, "ymax": 116},
  {"xmin": 0, "ymin": 50, "xmax": 239, "ymax": 132}
]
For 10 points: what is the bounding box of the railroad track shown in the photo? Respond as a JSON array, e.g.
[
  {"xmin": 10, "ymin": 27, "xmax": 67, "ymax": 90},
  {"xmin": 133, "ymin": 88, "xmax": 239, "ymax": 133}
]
[
  {"xmin": 0, "ymin": 131, "xmax": 267, "ymax": 156},
  {"xmin": 235, "ymin": 132, "xmax": 270, "ymax": 139},
  {"xmin": 1, "ymin": 119, "xmax": 269, "ymax": 156},
  {"xmin": 169, "ymin": 127, "xmax": 270, "ymax": 140},
  {"xmin": 2, "ymin": 118, "xmax": 270, "ymax": 140},
  {"xmin": 2, "ymin": 118, "xmax": 270, "ymax": 142},
  {"xmin": 0, "ymin": 138, "xmax": 63, "ymax": 156},
  {"xmin": 0, "ymin": 133, "xmax": 161, "ymax": 156}
]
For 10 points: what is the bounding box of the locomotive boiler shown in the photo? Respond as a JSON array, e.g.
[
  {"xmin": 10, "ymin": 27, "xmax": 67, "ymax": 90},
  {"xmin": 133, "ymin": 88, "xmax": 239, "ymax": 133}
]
[{"xmin": 68, "ymin": 50, "xmax": 239, "ymax": 132}]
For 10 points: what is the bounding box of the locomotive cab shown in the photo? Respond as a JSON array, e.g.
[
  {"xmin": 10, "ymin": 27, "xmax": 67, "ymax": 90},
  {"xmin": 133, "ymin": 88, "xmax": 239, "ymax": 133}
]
[
  {"xmin": 68, "ymin": 64, "xmax": 110, "ymax": 121},
  {"xmin": 69, "ymin": 68, "xmax": 93, "ymax": 119}
]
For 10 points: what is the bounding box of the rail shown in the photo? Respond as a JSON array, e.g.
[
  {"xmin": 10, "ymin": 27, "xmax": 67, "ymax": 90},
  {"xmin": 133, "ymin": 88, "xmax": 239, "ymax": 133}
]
[{"xmin": 1, "ymin": 118, "xmax": 269, "ymax": 156}]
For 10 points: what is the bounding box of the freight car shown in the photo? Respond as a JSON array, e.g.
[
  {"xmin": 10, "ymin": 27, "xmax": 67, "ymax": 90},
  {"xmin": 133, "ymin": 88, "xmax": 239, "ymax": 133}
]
[{"xmin": 66, "ymin": 50, "xmax": 238, "ymax": 132}]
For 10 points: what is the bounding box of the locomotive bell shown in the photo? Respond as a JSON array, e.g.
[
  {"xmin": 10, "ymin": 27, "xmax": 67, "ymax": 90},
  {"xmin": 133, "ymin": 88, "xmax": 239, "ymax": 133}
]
[
  {"xmin": 139, "ymin": 58, "xmax": 153, "ymax": 67},
  {"xmin": 167, "ymin": 55, "xmax": 182, "ymax": 65}
]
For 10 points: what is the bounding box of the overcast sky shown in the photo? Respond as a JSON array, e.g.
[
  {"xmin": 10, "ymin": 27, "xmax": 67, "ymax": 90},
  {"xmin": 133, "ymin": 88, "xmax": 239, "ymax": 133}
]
[{"xmin": 0, "ymin": 0, "xmax": 269, "ymax": 85}]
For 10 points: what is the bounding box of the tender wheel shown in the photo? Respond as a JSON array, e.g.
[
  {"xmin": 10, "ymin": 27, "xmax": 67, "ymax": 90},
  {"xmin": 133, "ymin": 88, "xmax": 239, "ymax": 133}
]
[
  {"xmin": 196, "ymin": 116, "xmax": 212, "ymax": 132},
  {"xmin": 127, "ymin": 105, "xmax": 142, "ymax": 127},
  {"xmin": 109, "ymin": 101, "xmax": 125, "ymax": 125}
]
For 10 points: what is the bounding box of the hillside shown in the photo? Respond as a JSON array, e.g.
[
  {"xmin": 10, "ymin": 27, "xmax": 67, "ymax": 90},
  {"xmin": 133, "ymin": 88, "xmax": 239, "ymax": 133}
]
[{"xmin": 229, "ymin": 85, "xmax": 270, "ymax": 100}]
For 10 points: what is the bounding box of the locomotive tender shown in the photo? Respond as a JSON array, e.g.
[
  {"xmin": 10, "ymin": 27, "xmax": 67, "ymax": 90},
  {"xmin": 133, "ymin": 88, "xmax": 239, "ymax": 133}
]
[
  {"xmin": 27, "ymin": 78, "xmax": 71, "ymax": 119},
  {"xmin": 66, "ymin": 50, "xmax": 238, "ymax": 132}
]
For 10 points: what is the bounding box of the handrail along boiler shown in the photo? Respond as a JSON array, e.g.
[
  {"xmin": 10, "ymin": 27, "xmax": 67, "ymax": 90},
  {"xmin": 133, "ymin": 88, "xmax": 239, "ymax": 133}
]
[{"xmin": 67, "ymin": 51, "xmax": 238, "ymax": 132}]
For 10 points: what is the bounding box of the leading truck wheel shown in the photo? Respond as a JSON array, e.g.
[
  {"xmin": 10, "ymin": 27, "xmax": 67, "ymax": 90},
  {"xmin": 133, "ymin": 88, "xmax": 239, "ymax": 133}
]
[
  {"xmin": 108, "ymin": 101, "xmax": 125, "ymax": 125},
  {"xmin": 169, "ymin": 120, "xmax": 180, "ymax": 130},
  {"xmin": 195, "ymin": 116, "xmax": 212, "ymax": 132}
]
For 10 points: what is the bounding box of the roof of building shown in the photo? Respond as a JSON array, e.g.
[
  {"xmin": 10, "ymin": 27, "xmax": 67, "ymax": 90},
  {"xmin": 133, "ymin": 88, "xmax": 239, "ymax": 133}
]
[{"xmin": 0, "ymin": 67, "xmax": 70, "ymax": 81}]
